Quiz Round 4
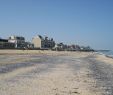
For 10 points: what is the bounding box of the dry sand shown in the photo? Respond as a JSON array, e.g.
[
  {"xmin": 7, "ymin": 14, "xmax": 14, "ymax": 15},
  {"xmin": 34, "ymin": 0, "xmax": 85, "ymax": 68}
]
[
  {"xmin": 0, "ymin": 50, "xmax": 113, "ymax": 95},
  {"xmin": 0, "ymin": 49, "xmax": 93, "ymax": 56}
]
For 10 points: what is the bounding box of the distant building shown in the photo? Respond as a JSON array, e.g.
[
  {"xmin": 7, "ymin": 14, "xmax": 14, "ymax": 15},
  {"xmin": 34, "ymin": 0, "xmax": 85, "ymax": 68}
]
[
  {"xmin": 32, "ymin": 35, "xmax": 55, "ymax": 49},
  {"xmin": 0, "ymin": 38, "xmax": 8, "ymax": 43},
  {"xmin": 25, "ymin": 42, "xmax": 34, "ymax": 49},
  {"xmin": 80, "ymin": 46, "xmax": 93, "ymax": 51},
  {"xmin": 54, "ymin": 43, "xmax": 67, "ymax": 51},
  {"xmin": 8, "ymin": 36, "xmax": 26, "ymax": 48},
  {"xmin": 0, "ymin": 38, "xmax": 15, "ymax": 49},
  {"xmin": 54, "ymin": 43, "xmax": 81, "ymax": 51},
  {"xmin": 32, "ymin": 35, "xmax": 42, "ymax": 48},
  {"xmin": 67, "ymin": 45, "xmax": 81, "ymax": 51}
]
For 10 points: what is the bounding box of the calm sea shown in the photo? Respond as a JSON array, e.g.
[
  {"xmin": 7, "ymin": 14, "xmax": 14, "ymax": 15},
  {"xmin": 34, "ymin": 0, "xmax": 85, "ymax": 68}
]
[{"xmin": 99, "ymin": 50, "xmax": 113, "ymax": 58}]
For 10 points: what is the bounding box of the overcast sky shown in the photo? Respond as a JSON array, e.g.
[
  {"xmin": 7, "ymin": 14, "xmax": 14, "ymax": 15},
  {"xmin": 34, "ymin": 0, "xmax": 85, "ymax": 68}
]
[{"xmin": 0, "ymin": 0, "xmax": 113, "ymax": 50}]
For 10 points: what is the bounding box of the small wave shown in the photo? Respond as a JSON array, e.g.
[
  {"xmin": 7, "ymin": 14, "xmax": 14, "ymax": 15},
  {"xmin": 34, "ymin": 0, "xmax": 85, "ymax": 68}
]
[
  {"xmin": 106, "ymin": 55, "xmax": 113, "ymax": 59},
  {"xmin": 98, "ymin": 50, "xmax": 113, "ymax": 59}
]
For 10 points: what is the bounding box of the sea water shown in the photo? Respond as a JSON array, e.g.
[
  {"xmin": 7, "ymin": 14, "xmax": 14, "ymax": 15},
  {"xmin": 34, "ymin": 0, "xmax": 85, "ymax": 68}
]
[{"xmin": 99, "ymin": 50, "xmax": 113, "ymax": 58}]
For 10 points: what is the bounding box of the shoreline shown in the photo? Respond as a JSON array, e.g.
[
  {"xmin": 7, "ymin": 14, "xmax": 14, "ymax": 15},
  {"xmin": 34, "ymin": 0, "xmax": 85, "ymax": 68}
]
[
  {"xmin": 105, "ymin": 55, "xmax": 113, "ymax": 59},
  {"xmin": 94, "ymin": 52, "xmax": 113, "ymax": 64},
  {"xmin": 96, "ymin": 50, "xmax": 113, "ymax": 59}
]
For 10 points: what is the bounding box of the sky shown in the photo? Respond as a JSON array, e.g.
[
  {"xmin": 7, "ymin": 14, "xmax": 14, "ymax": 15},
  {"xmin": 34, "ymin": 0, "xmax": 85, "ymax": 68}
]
[{"xmin": 0, "ymin": 0, "xmax": 113, "ymax": 50}]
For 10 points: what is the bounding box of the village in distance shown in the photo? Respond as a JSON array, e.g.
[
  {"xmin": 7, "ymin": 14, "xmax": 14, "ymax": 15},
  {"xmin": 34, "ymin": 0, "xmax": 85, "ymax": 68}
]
[{"xmin": 0, "ymin": 35, "xmax": 94, "ymax": 51}]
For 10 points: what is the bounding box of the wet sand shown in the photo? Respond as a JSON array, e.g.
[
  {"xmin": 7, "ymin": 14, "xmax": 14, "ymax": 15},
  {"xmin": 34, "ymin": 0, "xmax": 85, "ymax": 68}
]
[{"xmin": 0, "ymin": 50, "xmax": 113, "ymax": 95}]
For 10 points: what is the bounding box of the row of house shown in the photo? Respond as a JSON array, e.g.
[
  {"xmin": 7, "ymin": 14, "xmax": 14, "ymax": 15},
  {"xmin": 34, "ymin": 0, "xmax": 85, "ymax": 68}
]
[
  {"xmin": 0, "ymin": 35, "xmax": 94, "ymax": 51},
  {"xmin": 0, "ymin": 38, "xmax": 15, "ymax": 49},
  {"xmin": 0, "ymin": 35, "xmax": 55, "ymax": 49},
  {"xmin": 9, "ymin": 36, "xmax": 34, "ymax": 49},
  {"xmin": 53, "ymin": 43, "xmax": 93, "ymax": 51},
  {"xmin": 0, "ymin": 36, "xmax": 33, "ymax": 49},
  {"xmin": 32, "ymin": 35, "xmax": 55, "ymax": 49}
]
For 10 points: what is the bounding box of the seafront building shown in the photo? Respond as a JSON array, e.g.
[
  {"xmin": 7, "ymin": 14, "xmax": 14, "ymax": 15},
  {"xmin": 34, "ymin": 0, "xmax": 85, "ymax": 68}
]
[
  {"xmin": 54, "ymin": 43, "xmax": 68, "ymax": 51},
  {"xmin": 32, "ymin": 35, "xmax": 55, "ymax": 49},
  {"xmin": 8, "ymin": 36, "xmax": 26, "ymax": 48},
  {"xmin": 25, "ymin": 42, "xmax": 34, "ymax": 49},
  {"xmin": 8, "ymin": 36, "xmax": 34, "ymax": 49},
  {"xmin": 80, "ymin": 46, "xmax": 93, "ymax": 51},
  {"xmin": 0, "ymin": 38, "xmax": 15, "ymax": 49},
  {"xmin": 54, "ymin": 43, "xmax": 81, "ymax": 51},
  {"xmin": 0, "ymin": 35, "xmax": 94, "ymax": 51}
]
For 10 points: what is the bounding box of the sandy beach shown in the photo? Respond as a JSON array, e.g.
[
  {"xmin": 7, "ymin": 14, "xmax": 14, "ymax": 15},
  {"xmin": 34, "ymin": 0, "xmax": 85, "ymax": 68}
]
[{"xmin": 0, "ymin": 50, "xmax": 113, "ymax": 95}]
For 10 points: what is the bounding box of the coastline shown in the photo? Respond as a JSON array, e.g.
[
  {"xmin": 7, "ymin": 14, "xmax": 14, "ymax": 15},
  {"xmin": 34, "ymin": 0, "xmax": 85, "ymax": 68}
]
[
  {"xmin": 94, "ymin": 52, "xmax": 113, "ymax": 64},
  {"xmin": 96, "ymin": 50, "xmax": 113, "ymax": 59},
  {"xmin": 106, "ymin": 55, "xmax": 113, "ymax": 59}
]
